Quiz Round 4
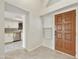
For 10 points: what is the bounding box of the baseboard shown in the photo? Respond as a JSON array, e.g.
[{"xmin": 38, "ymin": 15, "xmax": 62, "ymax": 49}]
[
  {"xmin": 42, "ymin": 45, "xmax": 54, "ymax": 50},
  {"xmin": 25, "ymin": 44, "xmax": 42, "ymax": 52}
]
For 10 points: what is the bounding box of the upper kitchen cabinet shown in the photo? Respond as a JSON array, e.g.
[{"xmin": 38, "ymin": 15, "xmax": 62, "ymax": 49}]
[
  {"xmin": 4, "ymin": 3, "xmax": 25, "ymax": 28},
  {"xmin": 4, "ymin": 19, "xmax": 19, "ymax": 28}
]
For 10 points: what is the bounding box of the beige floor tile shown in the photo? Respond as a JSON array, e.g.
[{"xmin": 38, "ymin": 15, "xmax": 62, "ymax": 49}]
[{"xmin": 5, "ymin": 46, "xmax": 76, "ymax": 59}]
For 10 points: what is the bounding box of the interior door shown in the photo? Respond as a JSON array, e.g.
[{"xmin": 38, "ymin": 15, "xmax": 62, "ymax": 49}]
[{"xmin": 55, "ymin": 10, "xmax": 76, "ymax": 56}]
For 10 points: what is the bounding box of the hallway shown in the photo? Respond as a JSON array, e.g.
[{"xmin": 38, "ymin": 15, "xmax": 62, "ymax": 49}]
[
  {"xmin": 0, "ymin": 0, "xmax": 78, "ymax": 59},
  {"xmin": 5, "ymin": 46, "xmax": 75, "ymax": 59}
]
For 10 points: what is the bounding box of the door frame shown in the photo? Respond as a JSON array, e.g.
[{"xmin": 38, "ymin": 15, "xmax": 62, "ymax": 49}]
[{"xmin": 53, "ymin": 8, "xmax": 77, "ymax": 57}]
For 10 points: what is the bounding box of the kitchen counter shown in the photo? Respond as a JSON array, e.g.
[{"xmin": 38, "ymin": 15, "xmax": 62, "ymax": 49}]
[
  {"xmin": 5, "ymin": 28, "xmax": 22, "ymax": 33},
  {"xmin": 5, "ymin": 28, "xmax": 22, "ymax": 43}
]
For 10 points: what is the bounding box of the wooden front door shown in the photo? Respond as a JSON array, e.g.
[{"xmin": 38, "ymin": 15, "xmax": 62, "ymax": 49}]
[{"xmin": 55, "ymin": 10, "xmax": 76, "ymax": 56}]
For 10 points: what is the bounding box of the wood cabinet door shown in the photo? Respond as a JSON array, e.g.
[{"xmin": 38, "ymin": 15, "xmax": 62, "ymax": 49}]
[{"xmin": 55, "ymin": 10, "xmax": 76, "ymax": 56}]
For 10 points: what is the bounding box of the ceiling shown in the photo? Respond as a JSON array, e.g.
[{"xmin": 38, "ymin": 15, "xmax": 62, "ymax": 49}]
[
  {"xmin": 47, "ymin": 0, "xmax": 61, "ymax": 6},
  {"xmin": 5, "ymin": 3, "xmax": 27, "ymax": 22},
  {"xmin": 41, "ymin": 0, "xmax": 61, "ymax": 7},
  {"xmin": 5, "ymin": 3, "xmax": 27, "ymax": 15}
]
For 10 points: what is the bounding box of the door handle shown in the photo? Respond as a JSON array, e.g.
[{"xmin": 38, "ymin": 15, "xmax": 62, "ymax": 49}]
[{"xmin": 55, "ymin": 31, "xmax": 56, "ymax": 36}]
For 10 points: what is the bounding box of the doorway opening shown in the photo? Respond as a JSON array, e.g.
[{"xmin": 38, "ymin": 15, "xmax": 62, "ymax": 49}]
[{"xmin": 4, "ymin": 2, "xmax": 29, "ymax": 52}]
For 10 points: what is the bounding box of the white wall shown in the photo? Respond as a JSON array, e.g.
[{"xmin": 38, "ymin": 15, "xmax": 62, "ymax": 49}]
[
  {"xmin": 5, "ymin": 0, "xmax": 42, "ymax": 51},
  {"xmin": 41, "ymin": 15, "xmax": 55, "ymax": 49},
  {"xmin": 42, "ymin": 15, "xmax": 52, "ymax": 28},
  {"xmin": 41, "ymin": 3, "xmax": 78, "ymax": 58},
  {"xmin": 0, "ymin": 0, "xmax": 4, "ymax": 58},
  {"xmin": 27, "ymin": 14, "xmax": 42, "ymax": 51}
]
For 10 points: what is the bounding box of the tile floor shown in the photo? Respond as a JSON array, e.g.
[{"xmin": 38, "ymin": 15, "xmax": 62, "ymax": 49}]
[
  {"xmin": 5, "ymin": 46, "xmax": 76, "ymax": 59},
  {"xmin": 5, "ymin": 41, "xmax": 22, "ymax": 52}
]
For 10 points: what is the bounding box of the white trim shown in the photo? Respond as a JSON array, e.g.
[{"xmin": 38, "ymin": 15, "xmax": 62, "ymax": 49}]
[
  {"xmin": 4, "ymin": 1, "xmax": 31, "ymax": 13},
  {"xmin": 77, "ymin": 0, "xmax": 79, "ymax": 59},
  {"xmin": 40, "ymin": 0, "xmax": 77, "ymax": 16}
]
